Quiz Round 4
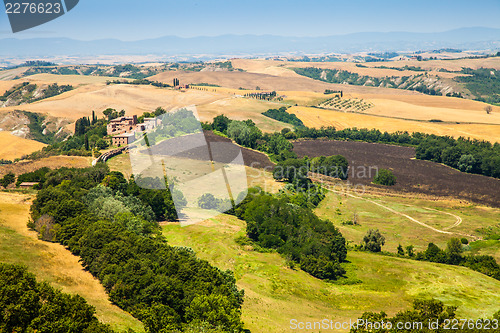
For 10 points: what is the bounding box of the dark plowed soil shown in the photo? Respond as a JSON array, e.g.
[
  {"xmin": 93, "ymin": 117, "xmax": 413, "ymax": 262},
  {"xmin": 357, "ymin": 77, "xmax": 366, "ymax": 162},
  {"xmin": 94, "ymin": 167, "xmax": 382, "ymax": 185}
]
[
  {"xmin": 293, "ymin": 139, "xmax": 500, "ymax": 207},
  {"xmin": 204, "ymin": 131, "xmax": 275, "ymax": 169},
  {"xmin": 147, "ymin": 131, "xmax": 274, "ymax": 170}
]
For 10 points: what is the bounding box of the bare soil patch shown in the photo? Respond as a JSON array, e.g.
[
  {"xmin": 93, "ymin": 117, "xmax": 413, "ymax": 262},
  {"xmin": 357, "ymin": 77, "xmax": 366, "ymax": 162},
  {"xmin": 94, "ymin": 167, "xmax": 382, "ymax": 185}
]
[{"xmin": 293, "ymin": 140, "xmax": 500, "ymax": 207}]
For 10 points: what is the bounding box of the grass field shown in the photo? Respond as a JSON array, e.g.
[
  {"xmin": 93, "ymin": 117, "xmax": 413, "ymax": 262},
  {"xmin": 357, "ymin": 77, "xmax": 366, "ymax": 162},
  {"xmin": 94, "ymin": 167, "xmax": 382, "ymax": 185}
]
[
  {"xmin": 162, "ymin": 214, "xmax": 500, "ymax": 332},
  {"xmin": 107, "ymin": 150, "xmax": 282, "ymax": 193},
  {"xmin": 0, "ymin": 132, "xmax": 46, "ymax": 160},
  {"xmin": 288, "ymin": 105, "xmax": 500, "ymax": 143},
  {"xmin": 0, "ymin": 192, "xmax": 144, "ymax": 332},
  {"xmin": 315, "ymin": 191, "xmax": 500, "ymax": 256},
  {"xmin": 468, "ymin": 240, "xmax": 500, "ymax": 262},
  {"xmin": 0, "ymin": 155, "xmax": 92, "ymax": 177}
]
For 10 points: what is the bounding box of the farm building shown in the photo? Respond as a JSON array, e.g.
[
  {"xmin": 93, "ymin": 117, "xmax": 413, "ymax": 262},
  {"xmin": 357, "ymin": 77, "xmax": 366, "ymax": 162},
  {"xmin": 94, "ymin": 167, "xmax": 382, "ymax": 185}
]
[
  {"xmin": 19, "ymin": 182, "xmax": 39, "ymax": 188},
  {"xmin": 107, "ymin": 116, "xmax": 138, "ymax": 135},
  {"xmin": 112, "ymin": 133, "xmax": 135, "ymax": 146}
]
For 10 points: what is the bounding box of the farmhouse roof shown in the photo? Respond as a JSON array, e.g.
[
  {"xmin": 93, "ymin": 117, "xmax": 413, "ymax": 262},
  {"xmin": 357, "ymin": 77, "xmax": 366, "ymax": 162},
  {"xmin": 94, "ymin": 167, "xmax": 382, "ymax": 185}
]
[{"xmin": 19, "ymin": 182, "xmax": 39, "ymax": 186}]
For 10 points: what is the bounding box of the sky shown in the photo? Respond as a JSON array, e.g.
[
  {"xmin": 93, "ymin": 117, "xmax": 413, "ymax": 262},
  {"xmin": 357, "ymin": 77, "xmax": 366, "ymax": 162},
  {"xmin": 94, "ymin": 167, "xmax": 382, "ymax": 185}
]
[{"xmin": 1, "ymin": 0, "xmax": 500, "ymax": 40}]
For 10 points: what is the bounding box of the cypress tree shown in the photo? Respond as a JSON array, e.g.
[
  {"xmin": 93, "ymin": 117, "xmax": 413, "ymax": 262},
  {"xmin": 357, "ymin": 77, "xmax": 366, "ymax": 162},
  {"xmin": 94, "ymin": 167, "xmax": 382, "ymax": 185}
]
[{"xmin": 84, "ymin": 133, "xmax": 89, "ymax": 150}]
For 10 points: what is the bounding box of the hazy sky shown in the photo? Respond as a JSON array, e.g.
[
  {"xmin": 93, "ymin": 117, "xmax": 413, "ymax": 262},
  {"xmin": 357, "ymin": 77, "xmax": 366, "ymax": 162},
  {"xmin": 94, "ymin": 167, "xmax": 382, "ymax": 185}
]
[{"xmin": 1, "ymin": 0, "xmax": 499, "ymax": 40}]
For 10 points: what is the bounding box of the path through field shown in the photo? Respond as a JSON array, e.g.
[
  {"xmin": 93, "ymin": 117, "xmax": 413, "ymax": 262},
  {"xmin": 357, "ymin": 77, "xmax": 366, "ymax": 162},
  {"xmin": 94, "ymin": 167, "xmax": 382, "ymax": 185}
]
[{"xmin": 325, "ymin": 188, "xmax": 477, "ymax": 240}]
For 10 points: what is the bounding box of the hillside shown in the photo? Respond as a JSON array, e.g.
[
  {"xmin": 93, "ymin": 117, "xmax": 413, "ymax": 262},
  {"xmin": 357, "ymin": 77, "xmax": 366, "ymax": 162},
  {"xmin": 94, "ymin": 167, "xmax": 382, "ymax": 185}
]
[
  {"xmin": 0, "ymin": 131, "xmax": 46, "ymax": 160},
  {"xmin": 162, "ymin": 214, "xmax": 500, "ymax": 332},
  {"xmin": 0, "ymin": 192, "xmax": 144, "ymax": 332}
]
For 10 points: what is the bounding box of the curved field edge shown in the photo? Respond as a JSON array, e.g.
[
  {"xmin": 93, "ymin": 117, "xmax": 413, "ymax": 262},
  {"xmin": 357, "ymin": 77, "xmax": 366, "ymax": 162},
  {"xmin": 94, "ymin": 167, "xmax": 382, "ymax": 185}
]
[
  {"xmin": 161, "ymin": 214, "xmax": 500, "ymax": 333},
  {"xmin": 0, "ymin": 191, "xmax": 144, "ymax": 332}
]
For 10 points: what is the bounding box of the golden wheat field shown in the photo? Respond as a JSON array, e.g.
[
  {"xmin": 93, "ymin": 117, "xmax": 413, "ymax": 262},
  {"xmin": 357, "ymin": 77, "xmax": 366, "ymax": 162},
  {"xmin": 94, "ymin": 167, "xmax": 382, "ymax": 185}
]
[
  {"xmin": 375, "ymin": 56, "xmax": 500, "ymax": 71},
  {"xmin": 231, "ymin": 58, "xmax": 461, "ymax": 79},
  {"xmin": 149, "ymin": 70, "xmax": 421, "ymax": 95},
  {"xmin": 0, "ymin": 155, "xmax": 92, "ymax": 177},
  {"xmin": 0, "ymin": 67, "xmax": 27, "ymax": 81},
  {"xmin": 0, "ymin": 83, "xmax": 224, "ymax": 120},
  {"xmin": 231, "ymin": 57, "xmax": 500, "ymax": 78},
  {"xmin": 197, "ymin": 96, "xmax": 290, "ymax": 132},
  {"xmin": 363, "ymin": 97, "xmax": 500, "ymax": 124},
  {"xmin": 0, "ymin": 132, "xmax": 46, "ymax": 160},
  {"xmin": 288, "ymin": 106, "xmax": 500, "ymax": 143}
]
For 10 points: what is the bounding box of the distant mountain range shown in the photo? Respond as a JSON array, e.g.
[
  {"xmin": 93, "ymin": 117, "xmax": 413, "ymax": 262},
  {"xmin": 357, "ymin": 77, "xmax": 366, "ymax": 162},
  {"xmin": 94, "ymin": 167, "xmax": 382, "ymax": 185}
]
[{"xmin": 1, "ymin": 27, "xmax": 499, "ymax": 59}]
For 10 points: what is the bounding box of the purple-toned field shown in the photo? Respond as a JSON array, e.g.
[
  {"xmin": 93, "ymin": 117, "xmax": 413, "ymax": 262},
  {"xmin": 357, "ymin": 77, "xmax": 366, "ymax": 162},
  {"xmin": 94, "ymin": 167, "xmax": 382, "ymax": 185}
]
[
  {"xmin": 147, "ymin": 131, "xmax": 274, "ymax": 170},
  {"xmin": 293, "ymin": 139, "xmax": 500, "ymax": 207}
]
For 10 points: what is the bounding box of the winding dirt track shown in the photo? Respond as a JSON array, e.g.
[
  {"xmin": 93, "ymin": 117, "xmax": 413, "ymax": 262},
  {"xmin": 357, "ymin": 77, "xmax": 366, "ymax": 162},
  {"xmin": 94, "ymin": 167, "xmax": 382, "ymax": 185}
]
[{"xmin": 324, "ymin": 187, "xmax": 480, "ymax": 240}]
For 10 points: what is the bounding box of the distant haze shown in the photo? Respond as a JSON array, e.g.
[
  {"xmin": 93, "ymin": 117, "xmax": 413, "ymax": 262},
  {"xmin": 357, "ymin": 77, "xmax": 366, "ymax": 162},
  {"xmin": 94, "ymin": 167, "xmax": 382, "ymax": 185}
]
[{"xmin": 0, "ymin": 27, "xmax": 499, "ymax": 60}]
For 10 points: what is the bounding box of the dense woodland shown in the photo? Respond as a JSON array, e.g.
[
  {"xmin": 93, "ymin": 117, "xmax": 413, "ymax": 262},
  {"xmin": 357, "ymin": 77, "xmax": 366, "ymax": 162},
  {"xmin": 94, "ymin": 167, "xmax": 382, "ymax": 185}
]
[
  {"xmin": 0, "ymin": 263, "xmax": 114, "ymax": 332},
  {"xmin": 29, "ymin": 165, "xmax": 245, "ymax": 332},
  {"xmin": 233, "ymin": 188, "xmax": 347, "ymax": 280}
]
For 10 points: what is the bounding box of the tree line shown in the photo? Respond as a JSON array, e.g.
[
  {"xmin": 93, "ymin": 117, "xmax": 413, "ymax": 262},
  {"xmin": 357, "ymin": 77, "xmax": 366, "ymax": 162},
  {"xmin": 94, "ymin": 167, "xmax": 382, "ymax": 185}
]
[
  {"xmin": 258, "ymin": 109, "xmax": 499, "ymax": 179},
  {"xmin": 395, "ymin": 239, "xmax": 500, "ymax": 281},
  {"xmin": 205, "ymin": 111, "xmax": 500, "ymax": 180},
  {"xmin": 262, "ymin": 106, "xmax": 304, "ymax": 127}
]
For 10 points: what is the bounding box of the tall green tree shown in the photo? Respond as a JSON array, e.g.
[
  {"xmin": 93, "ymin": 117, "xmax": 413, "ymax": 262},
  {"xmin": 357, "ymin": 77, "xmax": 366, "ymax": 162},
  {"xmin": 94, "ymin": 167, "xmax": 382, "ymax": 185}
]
[{"xmin": 0, "ymin": 172, "xmax": 15, "ymax": 188}]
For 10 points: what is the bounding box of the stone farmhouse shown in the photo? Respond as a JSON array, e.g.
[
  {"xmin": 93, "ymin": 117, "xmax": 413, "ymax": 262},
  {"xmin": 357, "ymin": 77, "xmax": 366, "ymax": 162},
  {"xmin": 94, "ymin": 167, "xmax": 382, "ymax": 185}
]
[{"xmin": 107, "ymin": 115, "xmax": 138, "ymax": 135}]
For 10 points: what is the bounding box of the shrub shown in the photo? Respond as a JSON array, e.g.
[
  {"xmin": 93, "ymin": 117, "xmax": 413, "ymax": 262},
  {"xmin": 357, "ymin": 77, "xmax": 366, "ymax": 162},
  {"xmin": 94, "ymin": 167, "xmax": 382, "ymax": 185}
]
[
  {"xmin": 363, "ymin": 229, "xmax": 385, "ymax": 252},
  {"xmin": 300, "ymin": 255, "xmax": 345, "ymax": 280},
  {"xmin": 373, "ymin": 168, "xmax": 396, "ymax": 186},
  {"xmin": 197, "ymin": 193, "xmax": 231, "ymax": 211}
]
